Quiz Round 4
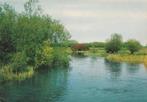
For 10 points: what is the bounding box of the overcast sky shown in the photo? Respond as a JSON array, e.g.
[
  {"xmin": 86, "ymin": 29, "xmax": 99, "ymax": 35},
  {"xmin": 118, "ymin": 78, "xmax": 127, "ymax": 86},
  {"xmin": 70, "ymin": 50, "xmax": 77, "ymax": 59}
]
[{"xmin": 0, "ymin": 0, "xmax": 147, "ymax": 44}]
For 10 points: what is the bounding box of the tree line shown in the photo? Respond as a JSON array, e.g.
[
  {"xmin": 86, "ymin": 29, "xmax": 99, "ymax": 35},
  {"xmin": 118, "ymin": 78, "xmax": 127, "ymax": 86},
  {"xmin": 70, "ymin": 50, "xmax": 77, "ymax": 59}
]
[
  {"xmin": 71, "ymin": 33, "xmax": 142, "ymax": 55},
  {"xmin": 105, "ymin": 33, "xmax": 142, "ymax": 54}
]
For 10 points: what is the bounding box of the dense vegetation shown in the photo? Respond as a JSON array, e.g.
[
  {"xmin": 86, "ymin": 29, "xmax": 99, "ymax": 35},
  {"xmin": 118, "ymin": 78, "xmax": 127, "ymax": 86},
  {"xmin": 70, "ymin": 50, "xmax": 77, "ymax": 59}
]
[{"xmin": 0, "ymin": 0, "xmax": 70, "ymax": 81}]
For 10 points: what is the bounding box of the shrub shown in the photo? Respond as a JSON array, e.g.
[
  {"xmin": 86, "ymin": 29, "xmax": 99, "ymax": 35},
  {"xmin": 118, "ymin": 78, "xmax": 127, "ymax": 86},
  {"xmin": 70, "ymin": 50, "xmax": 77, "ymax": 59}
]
[
  {"xmin": 11, "ymin": 52, "xmax": 28, "ymax": 73},
  {"xmin": 34, "ymin": 41, "xmax": 53, "ymax": 68},
  {"xmin": 52, "ymin": 47, "xmax": 70, "ymax": 66}
]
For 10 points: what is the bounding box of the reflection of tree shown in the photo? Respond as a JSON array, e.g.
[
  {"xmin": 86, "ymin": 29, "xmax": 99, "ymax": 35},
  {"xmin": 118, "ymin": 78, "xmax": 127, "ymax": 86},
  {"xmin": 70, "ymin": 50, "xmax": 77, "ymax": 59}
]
[
  {"xmin": 0, "ymin": 87, "xmax": 7, "ymax": 102},
  {"xmin": 126, "ymin": 64, "xmax": 140, "ymax": 74},
  {"xmin": 104, "ymin": 60, "xmax": 122, "ymax": 79},
  {"xmin": 1, "ymin": 67, "xmax": 69, "ymax": 102}
]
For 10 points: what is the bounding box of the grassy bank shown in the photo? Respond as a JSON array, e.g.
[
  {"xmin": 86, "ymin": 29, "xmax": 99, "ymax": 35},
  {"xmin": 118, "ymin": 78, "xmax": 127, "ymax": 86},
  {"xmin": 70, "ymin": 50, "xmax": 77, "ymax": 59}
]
[
  {"xmin": 0, "ymin": 47, "xmax": 70, "ymax": 81},
  {"xmin": 75, "ymin": 47, "xmax": 147, "ymax": 67},
  {"xmin": 0, "ymin": 65, "xmax": 34, "ymax": 81},
  {"xmin": 106, "ymin": 54, "xmax": 147, "ymax": 67},
  {"xmin": 144, "ymin": 56, "xmax": 147, "ymax": 67}
]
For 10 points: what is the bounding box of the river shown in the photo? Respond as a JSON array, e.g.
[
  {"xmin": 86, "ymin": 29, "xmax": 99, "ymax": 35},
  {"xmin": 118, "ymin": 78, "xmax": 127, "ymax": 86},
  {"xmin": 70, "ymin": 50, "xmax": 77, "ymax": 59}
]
[{"xmin": 0, "ymin": 56, "xmax": 147, "ymax": 102}]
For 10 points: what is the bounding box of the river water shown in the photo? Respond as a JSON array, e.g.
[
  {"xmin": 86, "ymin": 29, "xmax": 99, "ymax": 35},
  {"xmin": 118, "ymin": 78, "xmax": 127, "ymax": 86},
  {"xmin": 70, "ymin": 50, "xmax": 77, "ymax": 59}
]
[{"xmin": 0, "ymin": 56, "xmax": 147, "ymax": 102}]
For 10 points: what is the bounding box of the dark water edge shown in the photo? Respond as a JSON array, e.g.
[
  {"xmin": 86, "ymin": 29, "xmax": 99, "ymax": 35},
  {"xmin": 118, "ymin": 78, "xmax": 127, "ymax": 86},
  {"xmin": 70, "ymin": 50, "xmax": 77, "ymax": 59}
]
[{"xmin": 0, "ymin": 56, "xmax": 147, "ymax": 102}]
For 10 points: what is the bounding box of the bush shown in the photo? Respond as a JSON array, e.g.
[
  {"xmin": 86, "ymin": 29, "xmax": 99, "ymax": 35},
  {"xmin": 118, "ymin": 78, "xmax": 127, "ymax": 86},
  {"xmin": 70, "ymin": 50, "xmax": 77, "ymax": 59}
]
[
  {"xmin": 34, "ymin": 41, "xmax": 53, "ymax": 68},
  {"xmin": 52, "ymin": 47, "xmax": 70, "ymax": 66},
  {"xmin": 11, "ymin": 52, "xmax": 28, "ymax": 73}
]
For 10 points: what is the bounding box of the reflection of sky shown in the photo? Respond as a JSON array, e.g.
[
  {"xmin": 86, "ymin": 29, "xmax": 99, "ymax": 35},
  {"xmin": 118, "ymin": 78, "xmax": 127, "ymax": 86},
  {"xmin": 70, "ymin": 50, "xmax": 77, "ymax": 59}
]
[{"xmin": 1, "ymin": 0, "xmax": 147, "ymax": 44}]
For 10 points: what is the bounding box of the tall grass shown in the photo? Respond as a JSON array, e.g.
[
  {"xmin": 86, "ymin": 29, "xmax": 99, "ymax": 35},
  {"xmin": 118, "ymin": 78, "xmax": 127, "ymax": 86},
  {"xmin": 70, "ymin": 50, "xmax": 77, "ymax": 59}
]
[
  {"xmin": 144, "ymin": 56, "xmax": 147, "ymax": 68},
  {"xmin": 106, "ymin": 54, "xmax": 147, "ymax": 68},
  {"xmin": 0, "ymin": 65, "xmax": 34, "ymax": 81},
  {"xmin": 106, "ymin": 54, "xmax": 145, "ymax": 64}
]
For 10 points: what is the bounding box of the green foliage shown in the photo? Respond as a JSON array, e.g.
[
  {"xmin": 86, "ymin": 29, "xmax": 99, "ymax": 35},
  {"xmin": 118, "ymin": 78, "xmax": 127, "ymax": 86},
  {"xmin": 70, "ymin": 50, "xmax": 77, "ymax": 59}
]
[
  {"xmin": 105, "ymin": 33, "xmax": 123, "ymax": 53},
  {"xmin": 52, "ymin": 47, "xmax": 70, "ymax": 66},
  {"xmin": 34, "ymin": 41, "xmax": 53, "ymax": 68},
  {"xmin": 126, "ymin": 39, "xmax": 142, "ymax": 54},
  {"xmin": 0, "ymin": 1, "xmax": 70, "ymax": 81},
  {"xmin": 0, "ymin": 4, "xmax": 16, "ymax": 62},
  {"xmin": 11, "ymin": 52, "xmax": 28, "ymax": 73}
]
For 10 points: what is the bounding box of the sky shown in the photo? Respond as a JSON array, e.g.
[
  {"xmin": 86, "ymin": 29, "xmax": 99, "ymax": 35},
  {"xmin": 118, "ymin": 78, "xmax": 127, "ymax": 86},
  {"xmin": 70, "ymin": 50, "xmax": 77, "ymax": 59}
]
[{"xmin": 0, "ymin": 0, "xmax": 147, "ymax": 45}]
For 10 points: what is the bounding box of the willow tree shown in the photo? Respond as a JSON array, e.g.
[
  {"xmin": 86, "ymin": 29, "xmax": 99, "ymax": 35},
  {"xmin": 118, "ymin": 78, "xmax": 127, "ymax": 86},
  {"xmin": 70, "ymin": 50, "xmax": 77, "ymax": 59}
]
[
  {"xmin": 126, "ymin": 39, "xmax": 142, "ymax": 54},
  {"xmin": 105, "ymin": 33, "xmax": 123, "ymax": 53}
]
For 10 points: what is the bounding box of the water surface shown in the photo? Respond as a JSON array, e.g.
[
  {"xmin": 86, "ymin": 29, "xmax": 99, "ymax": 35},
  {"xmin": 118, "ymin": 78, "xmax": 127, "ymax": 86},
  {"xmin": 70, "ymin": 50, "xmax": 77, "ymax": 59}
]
[{"xmin": 0, "ymin": 56, "xmax": 147, "ymax": 102}]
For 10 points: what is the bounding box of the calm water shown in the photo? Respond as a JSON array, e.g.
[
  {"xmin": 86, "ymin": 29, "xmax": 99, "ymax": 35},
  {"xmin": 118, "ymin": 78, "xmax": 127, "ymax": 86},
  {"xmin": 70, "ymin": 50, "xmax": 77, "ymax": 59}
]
[{"xmin": 0, "ymin": 56, "xmax": 147, "ymax": 102}]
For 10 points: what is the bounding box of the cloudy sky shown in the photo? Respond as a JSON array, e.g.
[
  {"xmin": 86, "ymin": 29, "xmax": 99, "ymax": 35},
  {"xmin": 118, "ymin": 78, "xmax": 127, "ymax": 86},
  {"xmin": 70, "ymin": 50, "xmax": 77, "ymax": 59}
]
[{"xmin": 1, "ymin": 0, "xmax": 147, "ymax": 44}]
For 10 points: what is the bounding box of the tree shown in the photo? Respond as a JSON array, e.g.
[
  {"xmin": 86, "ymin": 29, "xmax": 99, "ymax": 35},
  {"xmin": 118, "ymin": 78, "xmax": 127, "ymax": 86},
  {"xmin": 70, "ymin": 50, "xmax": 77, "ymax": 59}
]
[
  {"xmin": 0, "ymin": 4, "xmax": 16, "ymax": 62},
  {"xmin": 105, "ymin": 33, "xmax": 123, "ymax": 53},
  {"xmin": 24, "ymin": 0, "xmax": 42, "ymax": 16},
  {"xmin": 126, "ymin": 39, "xmax": 142, "ymax": 54}
]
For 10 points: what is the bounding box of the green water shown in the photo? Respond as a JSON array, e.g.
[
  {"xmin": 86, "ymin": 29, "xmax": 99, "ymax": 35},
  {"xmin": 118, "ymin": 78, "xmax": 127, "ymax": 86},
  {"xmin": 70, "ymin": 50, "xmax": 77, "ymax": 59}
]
[{"xmin": 0, "ymin": 56, "xmax": 147, "ymax": 102}]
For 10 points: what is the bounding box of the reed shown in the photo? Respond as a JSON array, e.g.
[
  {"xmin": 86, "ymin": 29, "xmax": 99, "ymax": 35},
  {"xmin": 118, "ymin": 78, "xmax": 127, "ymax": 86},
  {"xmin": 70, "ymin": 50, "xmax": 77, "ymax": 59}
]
[
  {"xmin": 0, "ymin": 65, "xmax": 34, "ymax": 81},
  {"xmin": 106, "ymin": 54, "xmax": 146, "ymax": 64},
  {"xmin": 144, "ymin": 56, "xmax": 147, "ymax": 68}
]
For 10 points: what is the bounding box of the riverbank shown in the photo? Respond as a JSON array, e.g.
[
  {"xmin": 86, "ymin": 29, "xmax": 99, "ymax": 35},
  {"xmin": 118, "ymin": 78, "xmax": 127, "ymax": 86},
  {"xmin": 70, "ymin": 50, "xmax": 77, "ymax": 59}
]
[
  {"xmin": 106, "ymin": 54, "xmax": 147, "ymax": 67},
  {"xmin": 0, "ymin": 48, "xmax": 70, "ymax": 81},
  {"xmin": 0, "ymin": 66, "xmax": 34, "ymax": 81},
  {"xmin": 77, "ymin": 47, "xmax": 147, "ymax": 67}
]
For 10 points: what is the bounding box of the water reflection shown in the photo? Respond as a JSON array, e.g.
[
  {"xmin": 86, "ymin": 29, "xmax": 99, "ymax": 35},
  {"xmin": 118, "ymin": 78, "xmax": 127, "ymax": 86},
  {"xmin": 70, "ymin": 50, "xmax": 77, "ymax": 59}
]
[
  {"xmin": 126, "ymin": 64, "xmax": 140, "ymax": 74},
  {"xmin": 144, "ymin": 63, "xmax": 147, "ymax": 69},
  {"xmin": 0, "ymin": 87, "xmax": 7, "ymax": 102},
  {"xmin": 104, "ymin": 60, "xmax": 122, "ymax": 79},
  {"xmin": 0, "ymin": 67, "xmax": 69, "ymax": 102}
]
